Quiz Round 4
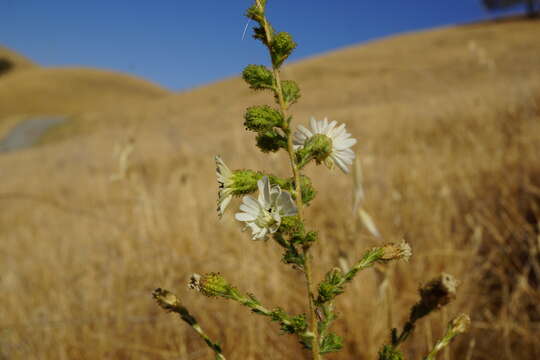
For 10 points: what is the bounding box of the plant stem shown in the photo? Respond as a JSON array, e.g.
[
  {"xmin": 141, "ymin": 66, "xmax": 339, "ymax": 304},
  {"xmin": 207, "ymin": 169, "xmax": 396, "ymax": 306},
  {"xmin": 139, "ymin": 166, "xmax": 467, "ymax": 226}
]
[
  {"xmin": 255, "ymin": 2, "xmax": 321, "ymax": 358},
  {"xmin": 191, "ymin": 324, "xmax": 227, "ymax": 360}
]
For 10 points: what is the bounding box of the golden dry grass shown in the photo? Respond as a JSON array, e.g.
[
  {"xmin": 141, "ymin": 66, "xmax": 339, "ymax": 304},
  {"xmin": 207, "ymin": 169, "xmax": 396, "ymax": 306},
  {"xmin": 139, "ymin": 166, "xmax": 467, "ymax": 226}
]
[
  {"xmin": 1, "ymin": 18, "xmax": 540, "ymax": 359},
  {"xmin": 0, "ymin": 67, "xmax": 169, "ymax": 120}
]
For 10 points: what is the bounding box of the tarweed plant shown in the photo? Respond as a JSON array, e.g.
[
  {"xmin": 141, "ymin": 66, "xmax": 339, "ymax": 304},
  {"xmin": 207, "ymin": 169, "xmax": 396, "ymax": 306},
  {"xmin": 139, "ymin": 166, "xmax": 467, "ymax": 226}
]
[{"xmin": 153, "ymin": 2, "xmax": 469, "ymax": 359}]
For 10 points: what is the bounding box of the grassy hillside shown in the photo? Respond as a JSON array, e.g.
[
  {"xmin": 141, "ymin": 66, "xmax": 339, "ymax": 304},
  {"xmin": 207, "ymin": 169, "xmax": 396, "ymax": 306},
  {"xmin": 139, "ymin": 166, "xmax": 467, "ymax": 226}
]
[
  {"xmin": 0, "ymin": 45, "xmax": 36, "ymax": 74},
  {"xmin": 0, "ymin": 67, "xmax": 169, "ymax": 120},
  {"xmin": 1, "ymin": 18, "xmax": 539, "ymax": 360}
]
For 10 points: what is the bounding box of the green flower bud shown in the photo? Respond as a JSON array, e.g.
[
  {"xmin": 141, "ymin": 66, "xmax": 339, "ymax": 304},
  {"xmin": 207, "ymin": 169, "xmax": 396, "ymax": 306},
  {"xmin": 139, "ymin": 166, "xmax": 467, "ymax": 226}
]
[
  {"xmin": 244, "ymin": 105, "xmax": 283, "ymax": 132},
  {"xmin": 230, "ymin": 169, "xmax": 262, "ymax": 194},
  {"xmin": 271, "ymin": 32, "xmax": 297, "ymax": 67},
  {"xmin": 284, "ymin": 175, "xmax": 316, "ymax": 205},
  {"xmin": 189, "ymin": 273, "xmax": 237, "ymax": 298},
  {"xmin": 256, "ymin": 130, "xmax": 287, "ymax": 153},
  {"xmin": 243, "ymin": 64, "xmax": 274, "ymax": 90},
  {"xmin": 279, "ymin": 80, "xmax": 301, "ymax": 105},
  {"xmin": 301, "ymin": 133, "xmax": 333, "ymax": 164},
  {"xmin": 245, "ymin": 0, "xmax": 266, "ymax": 22},
  {"xmin": 279, "ymin": 215, "xmax": 304, "ymax": 234}
]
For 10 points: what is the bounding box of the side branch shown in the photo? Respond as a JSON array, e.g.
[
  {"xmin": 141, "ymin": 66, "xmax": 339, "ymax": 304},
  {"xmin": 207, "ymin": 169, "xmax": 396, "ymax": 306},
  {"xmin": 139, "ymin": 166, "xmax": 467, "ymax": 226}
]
[{"xmin": 152, "ymin": 288, "xmax": 226, "ymax": 360}]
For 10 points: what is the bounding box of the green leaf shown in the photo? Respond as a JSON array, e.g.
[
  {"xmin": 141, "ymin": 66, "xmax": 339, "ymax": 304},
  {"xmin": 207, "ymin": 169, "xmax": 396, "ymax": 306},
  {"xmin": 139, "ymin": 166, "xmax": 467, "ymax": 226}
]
[
  {"xmin": 378, "ymin": 345, "xmax": 404, "ymax": 360},
  {"xmin": 279, "ymin": 80, "xmax": 301, "ymax": 105},
  {"xmin": 320, "ymin": 332, "xmax": 344, "ymax": 354}
]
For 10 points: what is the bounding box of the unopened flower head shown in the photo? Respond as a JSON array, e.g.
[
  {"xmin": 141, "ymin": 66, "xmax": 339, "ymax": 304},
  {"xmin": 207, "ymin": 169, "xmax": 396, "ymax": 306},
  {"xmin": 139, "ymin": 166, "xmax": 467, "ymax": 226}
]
[
  {"xmin": 293, "ymin": 117, "xmax": 356, "ymax": 173},
  {"xmin": 188, "ymin": 272, "xmax": 234, "ymax": 298},
  {"xmin": 235, "ymin": 176, "xmax": 297, "ymax": 240}
]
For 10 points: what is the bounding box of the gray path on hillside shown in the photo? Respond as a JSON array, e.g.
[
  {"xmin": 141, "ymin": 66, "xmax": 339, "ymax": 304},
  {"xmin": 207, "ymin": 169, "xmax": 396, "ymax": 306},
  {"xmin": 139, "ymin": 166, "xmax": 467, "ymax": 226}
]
[{"xmin": 0, "ymin": 117, "xmax": 66, "ymax": 153}]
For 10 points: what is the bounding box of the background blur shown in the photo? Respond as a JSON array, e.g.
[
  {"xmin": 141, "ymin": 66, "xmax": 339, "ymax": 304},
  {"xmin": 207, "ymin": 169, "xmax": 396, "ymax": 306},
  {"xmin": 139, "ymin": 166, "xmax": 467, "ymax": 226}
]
[{"xmin": 1, "ymin": 1, "xmax": 539, "ymax": 359}]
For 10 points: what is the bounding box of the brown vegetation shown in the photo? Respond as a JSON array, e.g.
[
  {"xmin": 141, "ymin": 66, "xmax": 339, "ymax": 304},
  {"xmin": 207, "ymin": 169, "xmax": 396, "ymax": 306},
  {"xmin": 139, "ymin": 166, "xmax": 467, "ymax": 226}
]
[{"xmin": 1, "ymin": 18, "xmax": 539, "ymax": 359}]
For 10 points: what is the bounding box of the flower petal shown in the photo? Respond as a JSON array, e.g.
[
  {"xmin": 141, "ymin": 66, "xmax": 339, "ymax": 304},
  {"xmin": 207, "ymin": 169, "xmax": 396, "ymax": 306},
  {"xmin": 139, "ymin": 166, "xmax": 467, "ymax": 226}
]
[{"xmin": 235, "ymin": 212, "xmax": 257, "ymax": 221}]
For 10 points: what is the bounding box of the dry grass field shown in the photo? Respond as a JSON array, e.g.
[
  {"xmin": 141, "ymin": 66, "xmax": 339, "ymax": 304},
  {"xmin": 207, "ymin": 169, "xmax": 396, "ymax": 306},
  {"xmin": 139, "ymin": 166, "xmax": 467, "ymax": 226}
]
[{"xmin": 1, "ymin": 17, "xmax": 540, "ymax": 359}]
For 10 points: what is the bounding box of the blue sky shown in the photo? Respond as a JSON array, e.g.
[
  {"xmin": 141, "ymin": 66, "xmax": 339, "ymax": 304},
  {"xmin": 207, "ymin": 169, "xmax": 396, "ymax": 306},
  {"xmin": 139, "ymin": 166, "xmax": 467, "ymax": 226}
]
[{"xmin": 0, "ymin": 0, "xmax": 522, "ymax": 91}]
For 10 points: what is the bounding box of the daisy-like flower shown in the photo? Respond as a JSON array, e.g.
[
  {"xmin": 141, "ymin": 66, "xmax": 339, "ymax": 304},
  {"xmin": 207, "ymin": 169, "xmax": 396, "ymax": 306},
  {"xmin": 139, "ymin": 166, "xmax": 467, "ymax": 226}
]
[
  {"xmin": 215, "ymin": 155, "xmax": 234, "ymax": 218},
  {"xmin": 293, "ymin": 117, "xmax": 357, "ymax": 173},
  {"xmin": 235, "ymin": 176, "xmax": 297, "ymax": 240}
]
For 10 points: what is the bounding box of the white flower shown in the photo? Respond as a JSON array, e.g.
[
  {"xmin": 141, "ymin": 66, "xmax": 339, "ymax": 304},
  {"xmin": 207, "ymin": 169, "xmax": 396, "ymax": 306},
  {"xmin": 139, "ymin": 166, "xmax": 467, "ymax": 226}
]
[
  {"xmin": 293, "ymin": 117, "xmax": 356, "ymax": 173},
  {"xmin": 235, "ymin": 176, "xmax": 297, "ymax": 240},
  {"xmin": 215, "ymin": 155, "xmax": 234, "ymax": 218}
]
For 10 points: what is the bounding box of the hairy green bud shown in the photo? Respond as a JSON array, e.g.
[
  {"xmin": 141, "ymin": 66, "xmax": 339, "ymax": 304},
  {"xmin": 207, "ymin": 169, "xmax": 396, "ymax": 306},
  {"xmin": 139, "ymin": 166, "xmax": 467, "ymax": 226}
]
[
  {"xmin": 271, "ymin": 32, "xmax": 297, "ymax": 67},
  {"xmin": 245, "ymin": 0, "xmax": 266, "ymax": 22},
  {"xmin": 244, "ymin": 105, "xmax": 283, "ymax": 132},
  {"xmin": 285, "ymin": 175, "xmax": 316, "ymax": 205},
  {"xmin": 300, "ymin": 133, "xmax": 332, "ymax": 165},
  {"xmin": 243, "ymin": 64, "xmax": 274, "ymax": 90},
  {"xmin": 256, "ymin": 130, "xmax": 287, "ymax": 152},
  {"xmin": 189, "ymin": 273, "xmax": 238, "ymax": 299},
  {"xmin": 230, "ymin": 169, "xmax": 262, "ymax": 195},
  {"xmin": 279, "ymin": 80, "xmax": 301, "ymax": 105},
  {"xmin": 280, "ymin": 215, "xmax": 304, "ymax": 234}
]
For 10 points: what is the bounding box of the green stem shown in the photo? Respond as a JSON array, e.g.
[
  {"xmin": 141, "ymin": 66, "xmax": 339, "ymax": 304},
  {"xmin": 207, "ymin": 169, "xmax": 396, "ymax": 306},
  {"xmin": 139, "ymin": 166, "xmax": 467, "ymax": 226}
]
[
  {"xmin": 423, "ymin": 331, "xmax": 459, "ymax": 360},
  {"xmin": 191, "ymin": 324, "xmax": 227, "ymax": 360},
  {"xmin": 255, "ymin": 1, "xmax": 321, "ymax": 358}
]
